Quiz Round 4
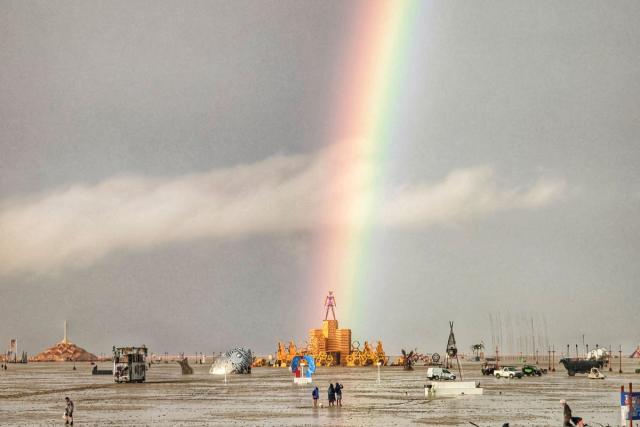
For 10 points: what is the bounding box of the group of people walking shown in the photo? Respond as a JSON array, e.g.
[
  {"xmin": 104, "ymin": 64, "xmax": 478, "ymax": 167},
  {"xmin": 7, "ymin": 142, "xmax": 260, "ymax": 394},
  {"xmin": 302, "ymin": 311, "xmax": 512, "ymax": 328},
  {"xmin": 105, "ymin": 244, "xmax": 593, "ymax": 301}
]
[{"xmin": 311, "ymin": 383, "xmax": 343, "ymax": 408}]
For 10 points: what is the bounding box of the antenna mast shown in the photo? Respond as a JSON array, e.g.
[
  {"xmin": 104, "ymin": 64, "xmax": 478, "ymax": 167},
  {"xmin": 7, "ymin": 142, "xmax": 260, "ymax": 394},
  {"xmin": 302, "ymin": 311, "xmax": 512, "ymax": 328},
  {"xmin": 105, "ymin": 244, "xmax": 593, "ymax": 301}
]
[{"xmin": 63, "ymin": 320, "xmax": 69, "ymax": 344}]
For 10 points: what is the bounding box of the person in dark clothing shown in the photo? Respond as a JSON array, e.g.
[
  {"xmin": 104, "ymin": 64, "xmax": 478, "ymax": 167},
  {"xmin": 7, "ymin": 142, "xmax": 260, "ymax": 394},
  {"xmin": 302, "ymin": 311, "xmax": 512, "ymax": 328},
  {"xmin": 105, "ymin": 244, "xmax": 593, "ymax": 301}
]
[
  {"xmin": 561, "ymin": 400, "xmax": 584, "ymax": 426},
  {"xmin": 64, "ymin": 397, "xmax": 74, "ymax": 426},
  {"xmin": 312, "ymin": 386, "xmax": 319, "ymax": 408},
  {"xmin": 328, "ymin": 384, "xmax": 335, "ymax": 407},
  {"xmin": 335, "ymin": 382, "xmax": 343, "ymax": 406}
]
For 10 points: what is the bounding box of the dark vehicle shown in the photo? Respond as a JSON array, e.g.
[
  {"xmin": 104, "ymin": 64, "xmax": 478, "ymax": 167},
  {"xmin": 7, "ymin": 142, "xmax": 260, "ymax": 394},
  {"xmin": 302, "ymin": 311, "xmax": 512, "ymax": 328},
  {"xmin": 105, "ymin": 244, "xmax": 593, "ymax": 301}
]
[
  {"xmin": 522, "ymin": 365, "xmax": 542, "ymax": 376},
  {"xmin": 559, "ymin": 358, "xmax": 604, "ymax": 376},
  {"xmin": 91, "ymin": 365, "xmax": 113, "ymax": 375},
  {"xmin": 481, "ymin": 362, "xmax": 497, "ymax": 375}
]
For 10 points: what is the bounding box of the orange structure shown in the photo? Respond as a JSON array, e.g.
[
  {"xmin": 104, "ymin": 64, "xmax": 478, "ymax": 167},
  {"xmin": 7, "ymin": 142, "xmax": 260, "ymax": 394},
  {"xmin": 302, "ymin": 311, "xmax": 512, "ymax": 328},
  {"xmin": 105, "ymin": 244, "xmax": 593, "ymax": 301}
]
[
  {"xmin": 274, "ymin": 341, "xmax": 299, "ymax": 367},
  {"xmin": 32, "ymin": 321, "xmax": 97, "ymax": 362},
  {"xmin": 308, "ymin": 319, "xmax": 352, "ymax": 365},
  {"xmin": 274, "ymin": 291, "xmax": 387, "ymax": 367}
]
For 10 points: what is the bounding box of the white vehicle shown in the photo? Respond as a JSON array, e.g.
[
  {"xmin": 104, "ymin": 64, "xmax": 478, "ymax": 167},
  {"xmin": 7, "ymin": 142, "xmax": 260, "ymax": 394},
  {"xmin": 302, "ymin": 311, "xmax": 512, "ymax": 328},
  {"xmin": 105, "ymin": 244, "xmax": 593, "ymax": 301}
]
[
  {"xmin": 427, "ymin": 367, "xmax": 456, "ymax": 380},
  {"xmin": 588, "ymin": 367, "xmax": 605, "ymax": 379},
  {"xmin": 494, "ymin": 366, "xmax": 522, "ymax": 379}
]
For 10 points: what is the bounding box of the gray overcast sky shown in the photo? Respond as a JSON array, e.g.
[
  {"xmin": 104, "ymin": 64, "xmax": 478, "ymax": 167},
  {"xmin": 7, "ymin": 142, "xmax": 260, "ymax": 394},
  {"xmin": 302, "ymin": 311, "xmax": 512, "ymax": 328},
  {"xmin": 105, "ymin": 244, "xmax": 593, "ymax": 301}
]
[{"xmin": 1, "ymin": 0, "xmax": 639, "ymax": 357}]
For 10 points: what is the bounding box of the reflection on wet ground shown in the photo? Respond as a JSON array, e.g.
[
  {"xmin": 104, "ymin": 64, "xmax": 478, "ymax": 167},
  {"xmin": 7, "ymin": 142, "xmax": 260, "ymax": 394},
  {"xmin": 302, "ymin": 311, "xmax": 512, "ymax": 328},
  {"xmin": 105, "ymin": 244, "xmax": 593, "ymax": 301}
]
[{"xmin": 0, "ymin": 360, "xmax": 637, "ymax": 426}]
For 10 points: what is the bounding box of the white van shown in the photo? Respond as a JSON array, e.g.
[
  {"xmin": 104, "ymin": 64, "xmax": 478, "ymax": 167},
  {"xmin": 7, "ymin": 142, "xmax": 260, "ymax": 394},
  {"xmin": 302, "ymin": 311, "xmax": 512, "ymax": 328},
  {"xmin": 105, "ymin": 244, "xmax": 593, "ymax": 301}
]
[{"xmin": 426, "ymin": 367, "xmax": 456, "ymax": 380}]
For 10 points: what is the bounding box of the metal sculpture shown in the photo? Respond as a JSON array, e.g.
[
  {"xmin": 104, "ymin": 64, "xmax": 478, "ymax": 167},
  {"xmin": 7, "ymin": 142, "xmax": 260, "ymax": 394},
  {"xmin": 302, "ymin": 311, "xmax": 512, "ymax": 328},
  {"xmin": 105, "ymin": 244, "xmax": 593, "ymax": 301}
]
[
  {"xmin": 446, "ymin": 321, "xmax": 463, "ymax": 380},
  {"xmin": 393, "ymin": 351, "xmax": 439, "ymax": 367},
  {"xmin": 177, "ymin": 358, "xmax": 193, "ymax": 375},
  {"xmin": 471, "ymin": 343, "xmax": 485, "ymax": 360},
  {"xmin": 324, "ymin": 291, "xmax": 337, "ymax": 320},
  {"xmin": 400, "ymin": 348, "xmax": 416, "ymax": 371},
  {"xmin": 209, "ymin": 347, "xmax": 252, "ymax": 375},
  {"xmin": 446, "ymin": 322, "xmax": 457, "ymax": 358},
  {"xmin": 345, "ymin": 340, "xmax": 388, "ymax": 366}
]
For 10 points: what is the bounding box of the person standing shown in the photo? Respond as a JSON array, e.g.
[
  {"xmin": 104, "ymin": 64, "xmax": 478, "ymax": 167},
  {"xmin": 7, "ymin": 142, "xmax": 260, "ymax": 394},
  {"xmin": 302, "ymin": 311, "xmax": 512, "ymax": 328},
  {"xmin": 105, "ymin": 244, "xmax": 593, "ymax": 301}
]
[
  {"xmin": 324, "ymin": 291, "xmax": 337, "ymax": 320},
  {"xmin": 312, "ymin": 386, "xmax": 319, "ymax": 408},
  {"xmin": 561, "ymin": 399, "xmax": 584, "ymax": 426},
  {"xmin": 64, "ymin": 397, "xmax": 74, "ymax": 426},
  {"xmin": 328, "ymin": 383, "xmax": 335, "ymax": 407},
  {"xmin": 335, "ymin": 382, "xmax": 343, "ymax": 406}
]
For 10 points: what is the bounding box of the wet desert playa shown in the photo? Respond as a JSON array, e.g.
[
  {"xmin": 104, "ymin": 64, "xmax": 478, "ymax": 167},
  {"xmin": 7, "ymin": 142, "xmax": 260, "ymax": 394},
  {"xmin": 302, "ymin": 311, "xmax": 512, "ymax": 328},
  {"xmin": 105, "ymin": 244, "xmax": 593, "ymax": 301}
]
[{"xmin": 0, "ymin": 360, "xmax": 637, "ymax": 426}]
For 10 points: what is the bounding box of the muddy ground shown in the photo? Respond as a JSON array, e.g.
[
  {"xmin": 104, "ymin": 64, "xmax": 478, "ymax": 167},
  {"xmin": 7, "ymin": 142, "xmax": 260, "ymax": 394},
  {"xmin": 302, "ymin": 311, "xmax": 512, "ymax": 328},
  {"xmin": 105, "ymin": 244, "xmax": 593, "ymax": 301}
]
[{"xmin": 1, "ymin": 359, "xmax": 638, "ymax": 426}]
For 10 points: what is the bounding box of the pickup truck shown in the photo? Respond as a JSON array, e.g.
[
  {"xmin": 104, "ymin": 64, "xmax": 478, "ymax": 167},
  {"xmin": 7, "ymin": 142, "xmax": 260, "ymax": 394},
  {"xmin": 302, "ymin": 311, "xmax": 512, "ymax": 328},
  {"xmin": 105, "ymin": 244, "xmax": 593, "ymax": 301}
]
[{"xmin": 494, "ymin": 366, "xmax": 523, "ymax": 379}]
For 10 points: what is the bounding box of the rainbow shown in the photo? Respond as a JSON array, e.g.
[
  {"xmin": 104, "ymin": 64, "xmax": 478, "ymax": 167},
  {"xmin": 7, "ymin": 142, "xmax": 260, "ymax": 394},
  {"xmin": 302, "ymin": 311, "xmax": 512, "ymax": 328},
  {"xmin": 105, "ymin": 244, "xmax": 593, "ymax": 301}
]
[{"xmin": 312, "ymin": 1, "xmax": 426, "ymax": 328}]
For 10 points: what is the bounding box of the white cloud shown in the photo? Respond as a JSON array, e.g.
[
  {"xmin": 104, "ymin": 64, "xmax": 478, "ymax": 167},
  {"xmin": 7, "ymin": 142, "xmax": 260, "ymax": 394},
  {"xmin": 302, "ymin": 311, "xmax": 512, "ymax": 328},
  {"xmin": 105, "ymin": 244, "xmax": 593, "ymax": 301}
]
[
  {"xmin": 380, "ymin": 166, "xmax": 565, "ymax": 227},
  {"xmin": 0, "ymin": 145, "xmax": 565, "ymax": 276}
]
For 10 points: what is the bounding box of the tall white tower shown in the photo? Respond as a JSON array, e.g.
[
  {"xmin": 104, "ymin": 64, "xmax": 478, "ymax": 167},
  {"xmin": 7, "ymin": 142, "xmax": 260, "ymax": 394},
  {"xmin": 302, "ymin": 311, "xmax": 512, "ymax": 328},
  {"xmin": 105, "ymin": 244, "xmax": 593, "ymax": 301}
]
[{"xmin": 62, "ymin": 320, "xmax": 69, "ymax": 344}]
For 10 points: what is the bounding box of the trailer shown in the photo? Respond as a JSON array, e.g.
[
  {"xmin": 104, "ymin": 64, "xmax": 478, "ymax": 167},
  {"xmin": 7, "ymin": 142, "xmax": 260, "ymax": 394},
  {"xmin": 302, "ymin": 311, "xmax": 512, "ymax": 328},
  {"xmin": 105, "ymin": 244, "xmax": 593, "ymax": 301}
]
[
  {"xmin": 113, "ymin": 346, "xmax": 147, "ymax": 383},
  {"xmin": 92, "ymin": 365, "xmax": 113, "ymax": 375}
]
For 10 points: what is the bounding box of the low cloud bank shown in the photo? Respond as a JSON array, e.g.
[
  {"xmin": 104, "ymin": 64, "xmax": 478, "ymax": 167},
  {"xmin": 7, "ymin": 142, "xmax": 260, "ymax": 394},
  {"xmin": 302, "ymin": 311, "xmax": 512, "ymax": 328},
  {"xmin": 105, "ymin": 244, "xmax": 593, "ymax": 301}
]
[{"xmin": 0, "ymin": 145, "xmax": 564, "ymax": 275}]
